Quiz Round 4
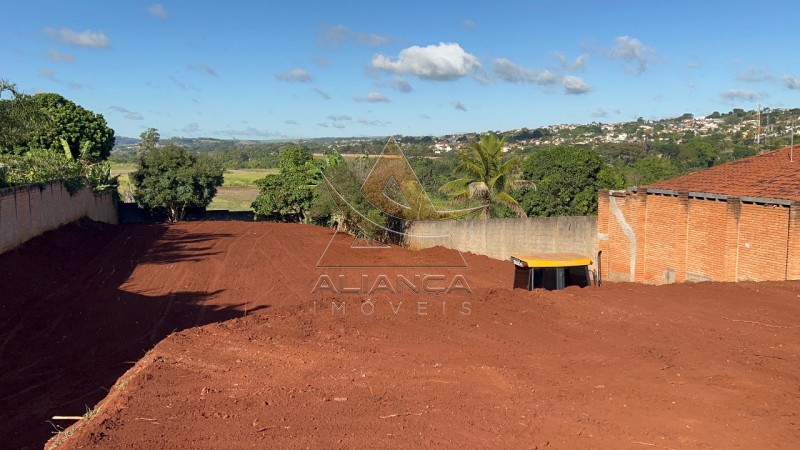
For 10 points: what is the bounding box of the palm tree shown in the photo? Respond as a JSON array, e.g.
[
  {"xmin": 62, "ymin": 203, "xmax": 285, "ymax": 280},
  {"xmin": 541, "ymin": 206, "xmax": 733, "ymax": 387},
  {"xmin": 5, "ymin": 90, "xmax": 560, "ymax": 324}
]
[
  {"xmin": 0, "ymin": 79, "xmax": 18, "ymax": 99},
  {"xmin": 439, "ymin": 133, "xmax": 528, "ymax": 219}
]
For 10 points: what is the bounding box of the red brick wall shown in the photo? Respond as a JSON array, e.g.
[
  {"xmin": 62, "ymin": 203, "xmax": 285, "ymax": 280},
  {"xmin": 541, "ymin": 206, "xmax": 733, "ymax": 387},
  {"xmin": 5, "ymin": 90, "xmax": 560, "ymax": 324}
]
[
  {"xmin": 605, "ymin": 191, "xmax": 641, "ymax": 281},
  {"xmin": 600, "ymin": 191, "xmax": 793, "ymax": 284},
  {"xmin": 642, "ymin": 194, "xmax": 688, "ymax": 284},
  {"xmin": 788, "ymin": 202, "xmax": 800, "ymax": 280},
  {"xmin": 686, "ymin": 198, "xmax": 728, "ymax": 281},
  {"xmin": 737, "ymin": 203, "xmax": 790, "ymax": 281}
]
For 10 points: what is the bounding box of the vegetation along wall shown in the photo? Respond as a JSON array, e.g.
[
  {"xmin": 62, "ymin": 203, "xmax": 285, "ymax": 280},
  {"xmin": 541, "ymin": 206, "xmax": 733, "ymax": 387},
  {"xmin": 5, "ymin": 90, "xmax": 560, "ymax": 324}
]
[
  {"xmin": 598, "ymin": 189, "xmax": 800, "ymax": 284},
  {"xmin": 0, "ymin": 182, "xmax": 118, "ymax": 254}
]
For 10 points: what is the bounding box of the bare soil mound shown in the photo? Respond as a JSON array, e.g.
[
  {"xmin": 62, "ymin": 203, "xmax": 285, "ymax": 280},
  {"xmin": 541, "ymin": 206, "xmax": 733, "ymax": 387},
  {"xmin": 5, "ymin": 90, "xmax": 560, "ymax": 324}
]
[{"xmin": 1, "ymin": 221, "xmax": 798, "ymax": 448}]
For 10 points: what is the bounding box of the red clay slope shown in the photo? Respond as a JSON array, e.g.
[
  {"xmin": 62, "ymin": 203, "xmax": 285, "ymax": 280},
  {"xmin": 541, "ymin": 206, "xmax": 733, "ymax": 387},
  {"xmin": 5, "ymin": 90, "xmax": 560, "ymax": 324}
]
[{"xmin": 1, "ymin": 221, "xmax": 799, "ymax": 448}]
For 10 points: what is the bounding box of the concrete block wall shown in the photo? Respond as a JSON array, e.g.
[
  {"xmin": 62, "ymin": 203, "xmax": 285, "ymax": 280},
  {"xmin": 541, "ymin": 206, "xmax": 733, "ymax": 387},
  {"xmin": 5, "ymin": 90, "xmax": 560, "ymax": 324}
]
[
  {"xmin": 0, "ymin": 181, "xmax": 118, "ymax": 254},
  {"xmin": 600, "ymin": 189, "xmax": 798, "ymax": 284},
  {"xmin": 405, "ymin": 216, "xmax": 598, "ymax": 267}
]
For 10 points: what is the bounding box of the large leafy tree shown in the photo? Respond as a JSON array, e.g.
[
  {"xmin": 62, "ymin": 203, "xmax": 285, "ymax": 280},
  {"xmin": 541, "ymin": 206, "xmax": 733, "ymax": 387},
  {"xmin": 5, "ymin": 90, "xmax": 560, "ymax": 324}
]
[
  {"xmin": 26, "ymin": 93, "xmax": 115, "ymax": 161},
  {"xmin": 251, "ymin": 147, "xmax": 319, "ymax": 222},
  {"xmin": 131, "ymin": 143, "xmax": 224, "ymax": 222},
  {"xmin": 521, "ymin": 146, "xmax": 610, "ymax": 217},
  {"xmin": 0, "ymin": 81, "xmax": 47, "ymax": 153},
  {"xmin": 439, "ymin": 133, "xmax": 526, "ymax": 219}
]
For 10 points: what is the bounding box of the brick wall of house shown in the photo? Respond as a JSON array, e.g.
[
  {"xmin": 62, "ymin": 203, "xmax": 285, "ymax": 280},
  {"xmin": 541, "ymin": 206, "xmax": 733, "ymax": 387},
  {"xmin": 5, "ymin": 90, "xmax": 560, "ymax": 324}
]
[
  {"xmin": 686, "ymin": 198, "xmax": 728, "ymax": 282},
  {"xmin": 604, "ymin": 191, "xmax": 640, "ymax": 281},
  {"xmin": 600, "ymin": 190, "xmax": 795, "ymax": 284},
  {"xmin": 788, "ymin": 202, "xmax": 800, "ymax": 280},
  {"xmin": 642, "ymin": 194, "xmax": 688, "ymax": 284},
  {"xmin": 737, "ymin": 203, "xmax": 790, "ymax": 281}
]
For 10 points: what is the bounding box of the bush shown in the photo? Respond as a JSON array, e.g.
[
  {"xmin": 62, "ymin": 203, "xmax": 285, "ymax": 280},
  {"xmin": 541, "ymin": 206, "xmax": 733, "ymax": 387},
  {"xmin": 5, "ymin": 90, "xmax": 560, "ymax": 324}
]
[
  {"xmin": 0, "ymin": 148, "xmax": 83, "ymax": 193},
  {"xmin": 131, "ymin": 144, "xmax": 224, "ymax": 222}
]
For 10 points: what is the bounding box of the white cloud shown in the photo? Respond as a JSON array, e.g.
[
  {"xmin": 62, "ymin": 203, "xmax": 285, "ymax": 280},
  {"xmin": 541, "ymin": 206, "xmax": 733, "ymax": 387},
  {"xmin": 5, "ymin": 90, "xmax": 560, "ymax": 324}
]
[
  {"xmin": 44, "ymin": 27, "xmax": 110, "ymax": 48},
  {"xmin": 452, "ymin": 100, "xmax": 467, "ymax": 112},
  {"xmin": 493, "ymin": 58, "xmax": 591, "ymax": 94},
  {"xmin": 327, "ymin": 115, "xmax": 351, "ymax": 121},
  {"xmin": 370, "ymin": 42, "xmax": 481, "ymax": 80},
  {"xmin": 591, "ymin": 107, "xmax": 621, "ymax": 118},
  {"xmin": 358, "ymin": 118, "xmax": 389, "ymax": 126},
  {"xmin": 609, "ymin": 36, "xmax": 655, "ymax": 75},
  {"xmin": 493, "ymin": 58, "xmax": 560, "ymax": 85},
  {"xmin": 784, "ymin": 75, "xmax": 800, "ymax": 89},
  {"xmin": 383, "ymin": 76, "xmax": 412, "ymax": 93},
  {"xmin": 319, "ymin": 25, "xmax": 391, "ymax": 47},
  {"xmin": 463, "ymin": 19, "xmax": 477, "ymax": 29},
  {"xmin": 563, "ymin": 75, "xmax": 591, "ymax": 94},
  {"xmin": 720, "ymin": 89, "xmax": 761, "ymax": 102},
  {"xmin": 45, "ymin": 49, "xmax": 75, "ymax": 63},
  {"xmin": 147, "ymin": 4, "xmax": 168, "ymax": 19},
  {"xmin": 737, "ymin": 66, "xmax": 773, "ymax": 82},
  {"xmin": 554, "ymin": 52, "xmax": 588, "ymax": 71},
  {"xmin": 188, "ymin": 64, "xmax": 218, "ymax": 76},
  {"xmin": 109, "ymin": 106, "xmax": 144, "ymax": 120},
  {"xmin": 354, "ymin": 92, "xmax": 390, "ymax": 103},
  {"xmin": 313, "ymin": 88, "xmax": 331, "ymax": 99},
  {"xmin": 275, "ymin": 68, "xmax": 313, "ymax": 82}
]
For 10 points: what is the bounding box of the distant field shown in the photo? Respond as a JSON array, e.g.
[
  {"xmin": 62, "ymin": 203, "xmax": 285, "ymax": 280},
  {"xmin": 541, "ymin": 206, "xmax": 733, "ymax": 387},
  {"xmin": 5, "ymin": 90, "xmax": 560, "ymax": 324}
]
[
  {"xmin": 111, "ymin": 165, "xmax": 274, "ymax": 211},
  {"xmin": 222, "ymin": 168, "xmax": 277, "ymax": 187},
  {"xmin": 208, "ymin": 186, "xmax": 260, "ymax": 211}
]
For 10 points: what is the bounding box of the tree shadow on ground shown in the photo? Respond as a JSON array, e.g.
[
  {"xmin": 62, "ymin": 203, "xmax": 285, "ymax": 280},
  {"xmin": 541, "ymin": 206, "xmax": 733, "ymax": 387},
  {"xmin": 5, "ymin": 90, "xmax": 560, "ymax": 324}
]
[{"xmin": 0, "ymin": 220, "xmax": 265, "ymax": 449}]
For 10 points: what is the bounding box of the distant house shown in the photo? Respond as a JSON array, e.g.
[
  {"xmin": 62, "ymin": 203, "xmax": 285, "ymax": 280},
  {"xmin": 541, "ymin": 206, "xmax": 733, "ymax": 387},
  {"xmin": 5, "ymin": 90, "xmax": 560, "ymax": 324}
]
[{"xmin": 598, "ymin": 146, "xmax": 800, "ymax": 284}]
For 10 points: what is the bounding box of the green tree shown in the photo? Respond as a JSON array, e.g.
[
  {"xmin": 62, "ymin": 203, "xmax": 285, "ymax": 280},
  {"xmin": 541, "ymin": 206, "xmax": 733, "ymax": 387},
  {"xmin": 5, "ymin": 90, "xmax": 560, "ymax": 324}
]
[
  {"xmin": 625, "ymin": 157, "xmax": 679, "ymax": 186},
  {"xmin": 25, "ymin": 93, "xmax": 115, "ymax": 161},
  {"xmin": 0, "ymin": 82, "xmax": 47, "ymax": 153},
  {"xmin": 520, "ymin": 146, "xmax": 605, "ymax": 217},
  {"xmin": 251, "ymin": 147, "xmax": 318, "ymax": 222},
  {"xmin": 131, "ymin": 144, "xmax": 224, "ymax": 222},
  {"xmin": 439, "ymin": 133, "xmax": 526, "ymax": 219},
  {"xmin": 138, "ymin": 128, "xmax": 160, "ymax": 155},
  {"xmin": 677, "ymin": 140, "xmax": 718, "ymax": 168}
]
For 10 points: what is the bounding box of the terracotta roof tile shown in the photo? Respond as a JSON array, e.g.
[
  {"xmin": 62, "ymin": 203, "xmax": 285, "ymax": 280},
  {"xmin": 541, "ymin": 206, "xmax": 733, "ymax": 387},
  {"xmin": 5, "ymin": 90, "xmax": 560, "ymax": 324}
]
[{"xmin": 645, "ymin": 145, "xmax": 800, "ymax": 201}]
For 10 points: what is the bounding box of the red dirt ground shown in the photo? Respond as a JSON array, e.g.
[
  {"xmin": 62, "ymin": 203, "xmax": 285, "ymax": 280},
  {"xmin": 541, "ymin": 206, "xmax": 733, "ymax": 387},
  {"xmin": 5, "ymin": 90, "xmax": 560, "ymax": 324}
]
[{"xmin": 1, "ymin": 221, "xmax": 798, "ymax": 449}]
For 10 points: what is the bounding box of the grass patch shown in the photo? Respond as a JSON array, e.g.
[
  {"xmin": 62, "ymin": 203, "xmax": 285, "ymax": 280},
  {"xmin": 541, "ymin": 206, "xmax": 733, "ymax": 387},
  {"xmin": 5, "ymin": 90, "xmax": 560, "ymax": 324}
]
[
  {"xmin": 223, "ymin": 169, "xmax": 277, "ymax": 187},
  {"xmin": 109, "ymin": 162, "xmax": 138, "ymax": 172},
  {"xmin": 209, "ymin": 186, "xmax": 260, "ymax": 211}
]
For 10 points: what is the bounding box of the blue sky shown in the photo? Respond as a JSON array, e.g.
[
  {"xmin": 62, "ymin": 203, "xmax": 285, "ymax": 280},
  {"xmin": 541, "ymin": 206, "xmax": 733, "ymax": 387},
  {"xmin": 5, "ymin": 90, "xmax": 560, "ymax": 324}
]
[{"xmin": 3, "ymin": 0, "xmax": 800, "ymax": 139}]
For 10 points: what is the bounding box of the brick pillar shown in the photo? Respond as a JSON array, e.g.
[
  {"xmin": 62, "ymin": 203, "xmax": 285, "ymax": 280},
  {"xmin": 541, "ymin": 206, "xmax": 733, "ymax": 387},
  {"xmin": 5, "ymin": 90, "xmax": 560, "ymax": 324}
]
[
  {"xmin": 787, "ymin": 201, "xmax": 800, "ymax": 280},
  {"xmin": 722, "ymin": 197, "xmax": 741, "ymax": 282},
  {"xmin": 597, "ymin": 190, "xmax": 610, "ymax": 282},
  {"xmin": 674, "ymin": 193, "xmax": 690, "ymax": 283},
  {"xmin": 633, "ymin": 190, "xmax": 648, "ymax": 282}
]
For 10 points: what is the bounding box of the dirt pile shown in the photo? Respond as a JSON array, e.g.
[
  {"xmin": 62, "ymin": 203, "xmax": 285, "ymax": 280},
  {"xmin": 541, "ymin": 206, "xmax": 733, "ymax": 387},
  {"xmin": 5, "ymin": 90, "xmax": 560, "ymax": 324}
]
[{"xmin": 1, "ymin": 221, "xmax": 798, "ymax": 448}]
